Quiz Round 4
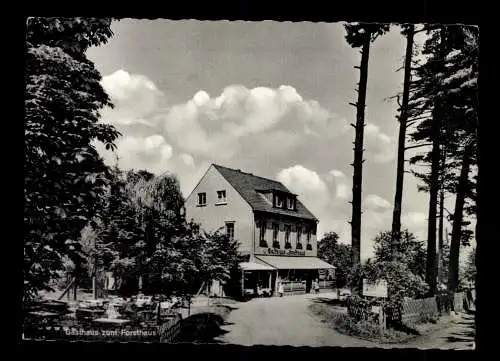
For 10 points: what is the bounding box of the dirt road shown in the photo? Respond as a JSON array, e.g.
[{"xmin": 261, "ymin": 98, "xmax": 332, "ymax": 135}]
[
  {"xmin": 215, "ymin": 293, "xmax": 378, "ymax": 347},
  {"xmin": 215, "ymin": 293, "xmax": 475, "ymax": 349}
]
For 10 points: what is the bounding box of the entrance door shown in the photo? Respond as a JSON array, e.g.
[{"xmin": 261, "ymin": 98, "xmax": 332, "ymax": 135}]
[{"xmin": 305, "ymin": 273, "xmax": 312, "ymax": 293}]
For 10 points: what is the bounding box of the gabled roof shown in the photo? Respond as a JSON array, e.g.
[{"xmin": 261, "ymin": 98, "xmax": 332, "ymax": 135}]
[{"xmin": 213, "ymin": 164, "xmax": 317, "ymax": 221}]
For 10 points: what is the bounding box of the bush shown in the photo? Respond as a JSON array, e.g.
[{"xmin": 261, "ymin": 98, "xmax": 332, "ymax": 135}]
[
  {"xmin": 296, "ymin": 243, "xmax": 303, "ymax": 250},
  {"xmin": 333, "ymin": 313, "xmax": 415, "ymax": 343},
  {"xmin": 284, "ymin": 242, "xmax": 292, "ymax": 249},
  {"xmin": 272, "ymin": 241, "xmax": 280, "ymax": 249},
  {"xmin": 347, "ymin": 259, "xmax": 428, "ymax": 324}
]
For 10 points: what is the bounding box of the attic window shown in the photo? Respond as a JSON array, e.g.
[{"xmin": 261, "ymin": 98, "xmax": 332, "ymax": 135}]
[
  {"xmin": 287, "ymin": 197, "xmax": 296, "ymax": 210},
  {"xmin": 216, "ymin": 190, "xmax": 227, "ymax": 204},
  {"xmin": 197, "ymin": 192, "xmax": 207, "ymax": 206},
  {"xmin": 275, "ymin": 195, "xmax": 283, "ymax": 208}
]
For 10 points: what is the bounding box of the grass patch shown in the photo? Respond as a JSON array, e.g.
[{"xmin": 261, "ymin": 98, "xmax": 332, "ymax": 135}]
[{"xmin": 308, "ymin": 303, "xmax": 418, "ymax": 344}]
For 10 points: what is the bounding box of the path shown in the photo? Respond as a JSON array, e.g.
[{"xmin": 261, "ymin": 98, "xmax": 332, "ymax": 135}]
[
  {"xmin": 215, "ymin": 293, "xmax": 379, "ymax": 347},
  {"xmin": 401, "ymin": 311, "xmax": 475, "ymax": 350},
  {"xmin": 215, "ymin": 293, "xmax": 475, "ymax": 349}
]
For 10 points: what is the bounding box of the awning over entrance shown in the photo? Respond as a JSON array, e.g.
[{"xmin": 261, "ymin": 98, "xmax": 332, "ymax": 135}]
[
  {"xmin": 240, "ymin": 262, "xmax": 276, "ymax": 271},
  {"xmin": 255, "ymin": 256, "xmax": 335, "ymax": 270}
]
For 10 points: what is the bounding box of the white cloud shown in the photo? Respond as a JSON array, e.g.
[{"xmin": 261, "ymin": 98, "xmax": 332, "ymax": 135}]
[
  {"xmin": 178, "ymin": 153, "xmax": 195, "ymax": 167},
  {"xmin": 363, "ymin": 194, "xmax": 392, "ymax": 211},
  {"xmin": 402, "ymin": 211, "xmax": 427, "ymax": 229},
  {"xmin": 329, "ymin": 169, "xmax": 346, "ymax": 178},
  {"xmin": 336, "ymin": 183, "xmax": 350, "ymax": 200},
  {"xmin": 100, "ymin": 70, "xmax": 166, "ymax": 127},
  {"xmin": 95, "ymin": 70, "xmax": 439, "ymax": 263},
  {"xmin": 365, "ymin": 122, "xmax": 396, "ymax": 163},
  {"xmin": 277, "ymin": 165, "xmax": 330, "ymax": 229},
  {"xmin": 328, "ymin": 169, "xmax": 350, "ymax": 200},
  {"xmin": 161, "ymin": 84, "xmax": 345, "ymax": 160}
]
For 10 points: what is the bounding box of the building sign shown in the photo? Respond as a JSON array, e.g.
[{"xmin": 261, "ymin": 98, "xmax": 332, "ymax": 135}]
[
  {"xmin": 362, "ymin": 279, "xmax": 388, "ymax": 298},
  {"xmin": 265, "ymin": 248, "xmax": 306, "ymax": 257},
  {"xmin": 23, "ymin": 325, "xmax": 160, "ymax": 342}
]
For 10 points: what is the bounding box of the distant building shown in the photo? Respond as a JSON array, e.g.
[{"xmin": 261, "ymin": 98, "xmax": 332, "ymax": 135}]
[{"xmin": 185, "ymin": 164, "xmax": 334, "ymax": 297}]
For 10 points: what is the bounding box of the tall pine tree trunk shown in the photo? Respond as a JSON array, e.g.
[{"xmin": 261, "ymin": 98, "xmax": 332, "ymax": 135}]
[
  {"xmin": 437, "ymin": 142, "xmax": 446, "ymax": 284},
  {"xmin": 425, "ymin": 110, "xmax": 441, "ymax": 296},
  {"xmin": 391, "ymin": 25, "xmax": 415, "ymax": 257},
  {"xmin": 425, "ymin": 28, "xmax": 447, "ymax": 297},
  {"xmin": 447, "ymin": 145, "xmax": 472, "ymax": 295},
  {"xmin": 350, "ymin": 31, "xmax": 371, "ymax": 268},
  {"xmin": 437, "ymin": 187, "xmax": 445, "ymax": 285}
]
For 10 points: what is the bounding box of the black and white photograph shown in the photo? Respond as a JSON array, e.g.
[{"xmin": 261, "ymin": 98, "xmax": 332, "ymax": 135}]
[{"xmin": 24, "ymin": 18, "xmax": 478, "ymax": 349}]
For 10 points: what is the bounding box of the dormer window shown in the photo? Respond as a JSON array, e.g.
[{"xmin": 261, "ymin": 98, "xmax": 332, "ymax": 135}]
[
  {"xmin": 274, "ymin": 195, "xmax": 283, "ymax": 208},
  {"xmin": 287, "ymin": 197, "xmax": 296, "ymax": 210}
]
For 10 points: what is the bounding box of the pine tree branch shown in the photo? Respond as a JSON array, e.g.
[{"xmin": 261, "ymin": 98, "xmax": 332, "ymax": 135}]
[{"xmin": 405, "ymin": 143, "xmax": 433, "ymax": 151}]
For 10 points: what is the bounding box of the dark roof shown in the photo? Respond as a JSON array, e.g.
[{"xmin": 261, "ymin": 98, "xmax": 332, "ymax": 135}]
[{"xmin": 213, "ymin": 164, "xmax": 318, "ymax": 221}]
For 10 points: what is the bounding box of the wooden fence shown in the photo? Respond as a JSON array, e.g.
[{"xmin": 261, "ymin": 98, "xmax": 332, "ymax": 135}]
[
  {"xmin": 454, "ymin": 292, "xmax": 464, "ymax": 312},
  {"xmin": 347, "ymin": 291, "xmax": 467, "ymax": 328},
  {"xmin": 319, "ymin": 280, "xmax": 335, "ymax": 290},
  {"xmin": 401, "ymin": 297, "xmax": 439, "ymax": 325},
  {"xmin": 158, "ymin": 313, "xmax": 182, "ymax": 343}
]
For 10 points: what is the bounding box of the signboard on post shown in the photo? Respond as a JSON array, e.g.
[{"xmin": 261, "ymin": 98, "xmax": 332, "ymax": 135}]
[{"xmin": 362, "ymin": 279, "xmax": 388, "ymax": 298}]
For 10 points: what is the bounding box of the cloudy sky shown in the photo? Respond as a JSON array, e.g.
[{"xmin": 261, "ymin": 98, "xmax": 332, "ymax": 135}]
[{"xmin": 87, "ymin": 19, "xmax": 474, "ymax": 261}]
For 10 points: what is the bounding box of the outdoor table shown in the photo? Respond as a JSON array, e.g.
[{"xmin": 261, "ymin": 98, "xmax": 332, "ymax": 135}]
[
  {"xmin": 27, "ymin": 311, "xmax": 61, "ymax": 318},
  {"xmin": 75, "ymin": 308, "xmax": 106, "ymax": 320},
  {"xmin": 92, "ymin": 318, "xmax": 131, "ymax": 328}
]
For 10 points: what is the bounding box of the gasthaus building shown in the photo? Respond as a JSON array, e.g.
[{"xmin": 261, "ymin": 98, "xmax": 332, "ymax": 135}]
[{"xmin": 185, "ymin": 164, "xmax": 335, "ymax": 297}]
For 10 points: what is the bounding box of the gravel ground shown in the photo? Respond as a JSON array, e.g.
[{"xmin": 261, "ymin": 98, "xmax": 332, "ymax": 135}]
[{"xmin": 214, "ymin": 293, "xmax": 475, "ymax": 349}]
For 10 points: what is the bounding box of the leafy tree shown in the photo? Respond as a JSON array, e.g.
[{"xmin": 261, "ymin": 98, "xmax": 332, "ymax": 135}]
[
  {"xmin": 372, "ymin": 230, "xmax": 426, "ymax": 279},
  {"xmin": 460, "ymin": 247, "xmax": 476, "ymax": 287},
  {"xmin": 317, "ymin": 232, "xmax": 352, "ymax": 288},
  {"xmin": 347, "ymin": 259, "xmax": 428, "ymax": 323},
  {"xmin": 24, "ymin": 17, "xmax": 120, "ymax": 302},
  {"xmin": 344, "ymin": 22, "xmax": 390, "ymax": 268}
]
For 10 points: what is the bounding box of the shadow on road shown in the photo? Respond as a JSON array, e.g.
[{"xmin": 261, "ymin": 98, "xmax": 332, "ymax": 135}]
[
  {"xmin": 310, "ymin": 297, "xmax": 343, "ymax": 306},
  {"xmin": 178, "ymin": 312, "xmax": 230, "ymax": 343},
  {"xmin": 446, "ymin": 335, "xmax": 473, "ymax": 343}
]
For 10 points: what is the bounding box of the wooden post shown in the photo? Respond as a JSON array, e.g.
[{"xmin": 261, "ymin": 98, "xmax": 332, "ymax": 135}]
[
  {"xmin": 268, "ymin": 271, "xmax": 272, "ymax": 290},
  {"xmin": 73, "ymin": 280, "xmax": 77, "ymax": 301},
  {"xmin": 379, "ymin": 302, "xmax": 385, "ymax": 338},
  {"xmin": 241, "ymin": 270, "xmax": 245, "ymax": 299},
  {"xmin": 92, "ymin": 276, "xmax": 96, "ymax": 300}
]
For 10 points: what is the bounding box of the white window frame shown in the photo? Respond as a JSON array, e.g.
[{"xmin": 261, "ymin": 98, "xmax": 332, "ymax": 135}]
[
  {"xmin": 216, "ymin": 190, "xmax": 227, "ymax": 205},
  {"xmin": 225, "ymin": 222, "xmax": 235, "ymax": 241},
  {"xmin": 197, "ymin": 192, "xmax": 207, "ymax": 206},
  {"xmin": 275, "ymin": 196, "xmax": 283, "ymax": 208}
]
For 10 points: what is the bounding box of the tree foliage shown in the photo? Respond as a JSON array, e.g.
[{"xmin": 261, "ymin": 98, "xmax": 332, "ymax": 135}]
[
  {"xmin": 84, "ymin": 168, "xmax": 240, "ymax": 300},
  {"xmin": 373, "ymin": 230, "xmax": 426, "ymax": 279},
  {"xmin": 24, "ymin": 17, "xmax": 120, "ymax": 303},
  {"xmin": 406, "ymin": 25, "xmax": 478, "ymax": 295},
  {"xmin": 317, "ymin": 232, "xmax": 352, "ymax": 288},
  {"xmin": 347, "ymin": 230, "xmax": 428, "ymax": 321}
]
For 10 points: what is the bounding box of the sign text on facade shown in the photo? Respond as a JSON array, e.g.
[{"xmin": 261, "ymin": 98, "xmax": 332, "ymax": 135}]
[{"xmin": 265, "ymin": 248, "xmax": 306, "ymax": 257}]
